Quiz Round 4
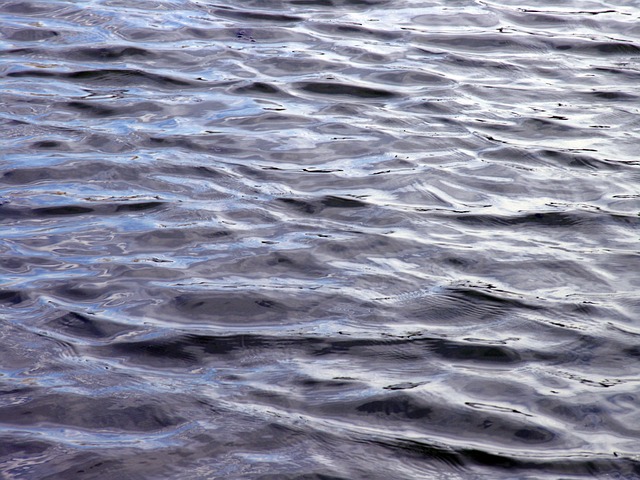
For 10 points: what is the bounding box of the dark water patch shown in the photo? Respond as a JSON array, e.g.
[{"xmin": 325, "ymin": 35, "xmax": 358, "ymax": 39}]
[
  {"xmin": 322, "ymin": 196, "xmax": 368, "ymax": 208},
  {"xmin": 0, "ymin": 290, "xmax": 29, "ymax": 305},
  {"xmin": 145, "ymin": 135, "xmax": 198, "ymax": 150},
  {"xmin": 458, "ymin": 448, "xmax": 640, "ymax": 477},
  {"xmin": 45, "ymin": 312, "xmax": 138, "ymax": 341},
  {"xmin": 0, "ymin": 435, "xmax": 50, "ymax": 460},
  {"xmin": 589, "ymin": 90, "xmax": 638, "ymax": 101},
  {"xmin": 33, "ymin": 205, "xmax": 95, "ymax": 216},
  {"xmin": 52, "ymin": 284, "xmax": 112, "ymax": 302},
  {"xmin": 0, "ymin": 255, "xmax": 61, "ymax": 274},
  {"xmin": 63, "ymin": 101, "xmax": 119, "ymax": 117},
  {"xmin": 93, "ymin": 329, "xmax": 532, "ymax": 374},
  {"xmin": 594, "ymin": 66, "xmax": 640, "ymax": 81},
  {"xmin": 0, "ymin": 393, "xmax": 184, "ymax": 432},
  {"xmin": 443, "ymin": 284, "xmax": 540, "ymax": 311},
  {"xmin": 5, "ymin": 28, "xmax": 60, "ymax": 41},
  {"xmin": 97, "ymin": 333, "xmax": 298, "ymax": 368},
  {"xmin": 129, "ymin": 228, "xmax": 234, "ymax": 251},
  {"xmin": 107, "ymin": 337, "xmax": 205, "ymax": 367},
  {"xmin": 442, "ymin": 210, "xmax": 602, "ymax": 229},
  {"xmin": 295, "ymin": 81, "xmax": 396, "ymax": 99},
  {"xmin": 0, "ymin": 1, "xmax": 67, "ymax": 15},
  {"xmin": 362, "ymin": 438, "xmax": 466, "ymax": 471},
  {"xmin": 7, "ymin": 69, "xmax": 196, "ymax": 88},
  {"xmin": 30, "ymin": 140, "xmax": 68, "ymax": 149},
  {"xmin": 232, "ymin": 81, "xmax": 286, "ymax": 96},
  {"xmin": 1, "ymin": 162, "xmax": 137, "ymax": 184},
  {"xmin": 431, "ymin": 340, "xmax": 521, "ymax": 364},
  {"xmin": 0, "ymin": 201, "xmax": 166, "ymax": 219},
  {"xmin": 171, "ymin": 292, "xmax": 290, "ymax": 325},
  {"xmin": 219, "ymin": 250, "xmax": 331, "ymax": 278},
  {"xmin": 534, "ymin": 148, "xmax": 623, "ymax": 170},
  {"xmin": 308, "ymin": 391, "xmax": 561, "ymax": 452},
  {"xmin": 307, "ymin": 334, "xmax": 522, "ymax": 365},
  {"xmin": 277, "ymin": 195, "xmax": 369, "ymax": 215},
  {"xmin": 115, "ymin": 201, "xmax": 165, "ymax": 212},
  {"xmin": 582, "ymin": 41, "xmax": 640, "ymax": 55},
  {"xmin": 378, "ymin": 282, "xmax": 542, "ymax": 328},
  {"xmin": 355, "ymin": 395, "xmax": 432, "ymax": 420},
  {"xmin": 72, "ymin": 46, "xmax": 153, "ymax": 60}
]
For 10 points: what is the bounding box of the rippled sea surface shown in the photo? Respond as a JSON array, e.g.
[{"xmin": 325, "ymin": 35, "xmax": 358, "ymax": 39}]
[{"xmin": 2, "ymin": 0, "xmax": 640, "ymax": 478}]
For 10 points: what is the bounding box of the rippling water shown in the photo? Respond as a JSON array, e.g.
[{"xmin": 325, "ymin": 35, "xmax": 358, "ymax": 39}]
[{"xmin": 2, "ymin": 0, "xmax": 640, "ymax": 478}]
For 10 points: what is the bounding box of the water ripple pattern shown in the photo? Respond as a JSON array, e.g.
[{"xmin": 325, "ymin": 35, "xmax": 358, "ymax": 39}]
[{"xmin": 1, "ymin": 0, "xmax": 640, "ymax": 478}]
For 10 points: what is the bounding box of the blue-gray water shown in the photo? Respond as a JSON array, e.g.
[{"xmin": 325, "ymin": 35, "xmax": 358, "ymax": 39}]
[{"xmin": 2, "ymin": 1, "xmax": 640, "ymax": 478}]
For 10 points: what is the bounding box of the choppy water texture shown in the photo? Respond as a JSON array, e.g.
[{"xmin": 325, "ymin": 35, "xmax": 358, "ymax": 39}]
[{"xmin": 1, "ymin": 0, "xmax": 640, "ymax": 478}]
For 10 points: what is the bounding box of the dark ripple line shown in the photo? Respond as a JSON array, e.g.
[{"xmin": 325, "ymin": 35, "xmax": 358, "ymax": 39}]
[
  {"xmin": 277, "ymin": 196, "xmax": 369, "ymax": 214},
  {"xmin": 7, "ymin": 68, "xmax": 199, "ymax": 88},
  {"xmin": 77, "ymin": 331, "xmax": 524, "ymax": 368},
  {"xmin": 295, "ymin": 81, "xmax": 396, "ymax": 99},
  {"xmin": 437, "ymin": 210, "xmax": 640, "ymax": 229},
  {"xmin": 0, "ymin": 202, "xmax": 165, "ymax": 219},
  {"xmin": 371, "ymin": 438, "xmax": 640, "ymax": 478}
]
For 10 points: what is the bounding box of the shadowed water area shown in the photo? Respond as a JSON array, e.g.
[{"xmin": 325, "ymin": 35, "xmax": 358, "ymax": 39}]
[{"xmin": 1, "ymin": 0, "xmax": 640, "ymax": 478}]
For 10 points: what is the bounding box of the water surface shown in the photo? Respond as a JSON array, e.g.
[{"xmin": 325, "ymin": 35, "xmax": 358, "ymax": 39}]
[{"xmin": 1, "ymin": 0, "xmax": 640, "ymax": 478}]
